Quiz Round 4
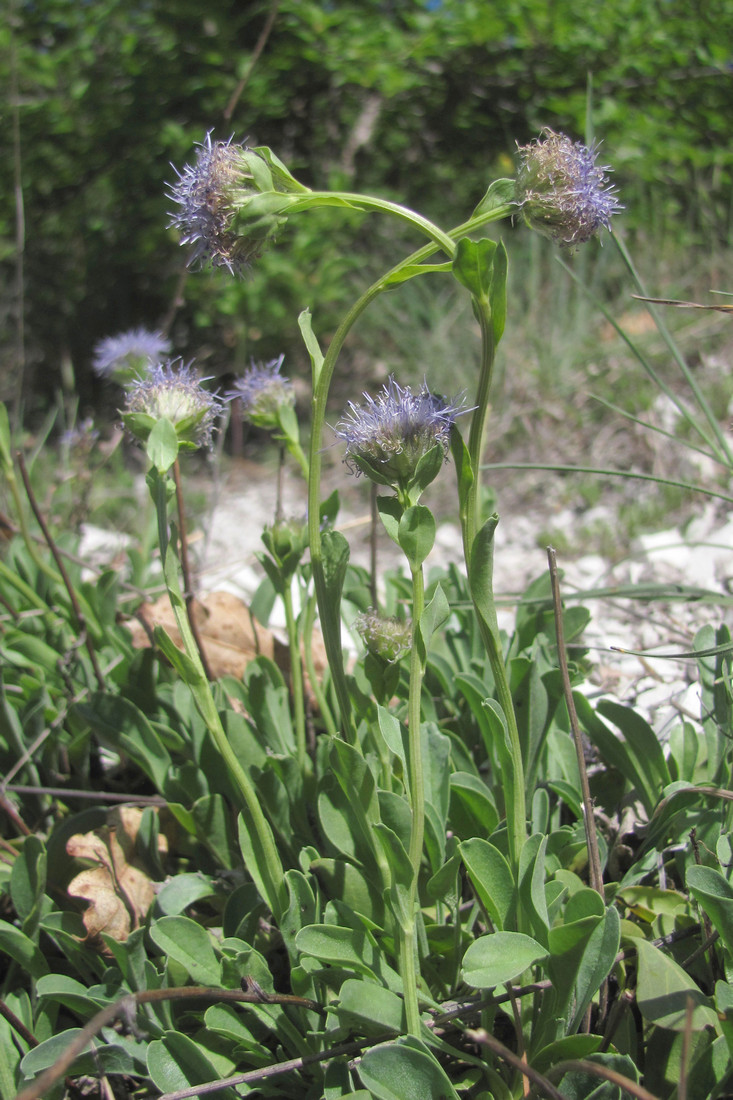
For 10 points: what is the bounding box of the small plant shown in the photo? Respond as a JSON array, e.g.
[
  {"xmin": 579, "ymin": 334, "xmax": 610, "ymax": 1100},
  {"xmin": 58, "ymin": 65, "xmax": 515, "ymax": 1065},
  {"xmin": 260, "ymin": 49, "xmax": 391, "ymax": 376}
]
[{"xmin": 2, "ymin": 123, "xmax": 733, "ymax": 1100}]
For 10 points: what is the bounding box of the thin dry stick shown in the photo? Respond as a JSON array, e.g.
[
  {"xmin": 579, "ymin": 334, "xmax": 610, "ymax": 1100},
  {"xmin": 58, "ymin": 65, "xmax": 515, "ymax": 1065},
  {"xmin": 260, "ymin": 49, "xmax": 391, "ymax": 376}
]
[
  {"xmin": 547, "ymin": 548, "xmax": 604, "ymax": 897},
  {"xmin": 466, "ymin": 1028, "xmax": 565, "ymax": 1100},
  {"xmin": 13, "ymin": 983, "xmax": 324, "ymax": 1100},
  {"xmin": 0, "ymin": 791, "xmax": 31, "ymax": 836},
  {"xmin": 0, "ymin": 998, "xmax": 37, "ymax": 1048},
  {"xmin": 16, "ymin": 452, "xmax": 105, "ymax": 690},
  {"xmin": 172, "ymin": 457, "xmax": 213, "ymax": 681},
  {"xmin": 223, "ymin": 1, "xmax": 280, "ymax": 122},
  {"xmin": 543, "ymin": 1059, "xmax": 661, "ymax": 1100},
  {"xmin": 6, "ymin": 785, "xmax": 166, "ymax": 806}
]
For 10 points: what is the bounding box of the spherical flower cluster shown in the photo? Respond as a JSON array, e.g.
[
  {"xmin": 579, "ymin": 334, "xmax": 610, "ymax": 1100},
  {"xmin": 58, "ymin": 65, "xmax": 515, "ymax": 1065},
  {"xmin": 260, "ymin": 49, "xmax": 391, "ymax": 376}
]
[
  {"xmin": 355, "ymin": 609, "xmax": 413, "ymax": 663},
  {"xmin": 228, "ymin": 355, "xmax": 295, "ymax": 430},
  {"xmin": 60, "ymin": 418, "xmax": 99, "ymax": 458},
  {"xmin": 92, "ymin": 328, "xmax": 171, "ymax": 381},
  {"xmin": 124, "ymin": 360, "xmax": 224, "ymax": 450},
  {"xmin": 168, "ymin": 133, "xmax": 262, "ymax": 274},
  {"xmin": 335, "ymin": 376, "xmax": 468, "ymax": 494},
  {"xmin": 515, "ymin": 129, "xmax": 622, "ymax": 247}
]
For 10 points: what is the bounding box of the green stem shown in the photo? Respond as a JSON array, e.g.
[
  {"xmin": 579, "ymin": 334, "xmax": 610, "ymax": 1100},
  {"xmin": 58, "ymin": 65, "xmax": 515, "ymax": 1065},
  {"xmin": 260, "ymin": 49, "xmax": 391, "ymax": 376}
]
[
  {"xmin": 282, "ymin": 581, "xmax": 307, "ymax": 773},
  {"xmin": 401, "ymin": 561, "xmax": 427, "ymax": 1035},
  {"xmin": 302, "ymin": 589, "xmax": 337, "ymax": 738},
  {"xmin": 153, "ymin": 468, "xmax": 287, "ymax": 919},
  {"xmin": 462, "ymin": 297, "xmax": 526, "ymax": 868},
  {"xmin": 304, "ymin": 192, "xmax": 457, "ymax": 255},
  {"xmin": 306, "ymin": 202, "xmax": 515, "ymax": 737}
]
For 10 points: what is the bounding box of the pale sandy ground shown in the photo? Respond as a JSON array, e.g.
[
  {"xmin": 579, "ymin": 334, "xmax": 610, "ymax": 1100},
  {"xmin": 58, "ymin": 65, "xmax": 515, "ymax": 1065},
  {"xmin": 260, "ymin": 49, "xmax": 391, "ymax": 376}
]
[{"xmin": 185, "ymin": 455, "xmax": 733, "ymax": 742}]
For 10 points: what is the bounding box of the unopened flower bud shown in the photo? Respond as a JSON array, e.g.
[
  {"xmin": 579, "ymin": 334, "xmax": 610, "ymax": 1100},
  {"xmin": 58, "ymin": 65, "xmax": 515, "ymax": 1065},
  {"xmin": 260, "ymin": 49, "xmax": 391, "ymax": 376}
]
[
  {"xmin": 355, "ymin": 609, "xmax": 412, "ymax": 663},
  {"xmin": 515, "ymin": 129, "xmax": 622, "ymax": 247}
]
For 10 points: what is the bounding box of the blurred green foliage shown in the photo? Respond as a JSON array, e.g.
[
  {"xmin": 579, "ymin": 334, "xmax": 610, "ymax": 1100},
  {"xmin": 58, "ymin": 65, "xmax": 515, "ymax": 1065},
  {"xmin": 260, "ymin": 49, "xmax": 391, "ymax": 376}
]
[{"xmin": 2, "ymin": 0, "xmax": 733, "ymax": 412}]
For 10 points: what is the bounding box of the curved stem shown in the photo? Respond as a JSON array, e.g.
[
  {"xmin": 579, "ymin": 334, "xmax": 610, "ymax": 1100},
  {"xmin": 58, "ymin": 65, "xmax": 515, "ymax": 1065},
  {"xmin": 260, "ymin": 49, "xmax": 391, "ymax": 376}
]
[
  {"xmin": 305, "ymin": 191, "xmax": 456, "ymax": 255},
  {"xmin": 306, "ymin": 204, "xmax": 515, "ymax": 737}
]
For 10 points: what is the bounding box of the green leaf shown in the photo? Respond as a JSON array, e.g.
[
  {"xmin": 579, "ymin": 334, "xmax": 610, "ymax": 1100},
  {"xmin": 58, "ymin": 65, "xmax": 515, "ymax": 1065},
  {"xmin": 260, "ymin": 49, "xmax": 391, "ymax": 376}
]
[
  {"xmin": 377, "ymin": 494, "xmax": 403, "ymax": 543},
  {"xmin": 0, "ymin": 402, "xmax": 11, "ymax": 471},
  {"xmin": 397, "ymin": 505, "xmax": 435, "ymax": 570},
  {"xmin": 687, "ymin": 864, "xmax": 733, "ymax": 958},
  {"xmin": 418, "ymin": 584, "xmax": 450, "ymax": 652},
  {"xmin": 459, "ymin": 839, "xmax": 514, "ymax": 931},
  {"xmin": 320, "ymin": 528, "xmax": 350, "ymax": 656},
  {"xmin": 10, "ymin": 834, "xmax": 47, "ymax": 937},
  {"xmin": 377, "ymin": 705, "xmax": 407, "ymax": 771},
  {"xmin": 489, "ymin": 240, "xmax": 508, "ymax": 345},
  {"xmin": 471, "ymin": 178, "xmax": 517, "ymax": 218},
  {"xmin": 449, "ymin": 773, "xmax": 499, "ymax": 838},
  {"xmin": 21, "ymin": 1030, "xmax": 139, "ymax": 1078},
  {"xmin": 0, "ymin": 919, "xmax": 48, "ymax": 979},
  {"xmin": 298, "ymin": 308, "xmax": 324, "ymax": 385},
  {"xmin": 75, "ymin": 692, "xmax": 172, "ymax": 792},
  {"xmin": 635, "ymin": 937, "xmax": 718, "ymax": 1031},
  {"xmin": 237, "ymin": 812, "xmax": 288, "ymax": 923},
  {"xmin": 518, "ymin": 833, "xmax": 550, "ymax": 945},
  {"xmin": 597, "ymin": 699, "xmax": 671, "ymax": 811},
  {"xmin": 147, "ymin": 1031, "xmax": 237, "ymax": 1098},
  {"xmin": 569, "ymin": 905, "xmax": 620, "ymax": 1032},
  {"xmin": 295, "ymin": 924, "xmax": 393, "ymax": 985},
  {"xmin": 452, "ymin": 237, "xmax": 497, "ymax": 300},
  {"xmin": 462, "ymin": 931, "xmax": 547, "ymax": 989},
  {"xmin": 149, "ymin": 916, "xmax": 222, "ymax": 987},
  {"xmin": 153, "ymin": 624, "xmax": 203, "ymax": 687},
  {"xmin": 310, "ymin": 858, "xmax": 386, "ymax": 927},
  {"xmin": 338, "ymin": 979, "xmax": 406, "ymax": 1034},
  {"xmin": 358, "ymin": 1039, "xmax": 461, "ymax": 1100},
  {"xmin": 146, "ymin": 416, "xmax": 180, "ymax": 473},
  {"xmin": 155, "ymin": 874, "xmax": 217, "ymax": 916}
]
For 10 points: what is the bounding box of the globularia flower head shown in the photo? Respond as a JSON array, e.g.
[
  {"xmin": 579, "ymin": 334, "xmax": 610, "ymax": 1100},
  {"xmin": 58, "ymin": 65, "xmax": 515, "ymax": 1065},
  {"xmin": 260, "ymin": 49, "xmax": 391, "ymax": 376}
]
[
  {"xmin": 169, "ymin": 133, "xmax": 275, "ymax": 274},
  {"xmin": 335, "ymin": 376, "xmax": 468, "ymax": 497},
  {"xmin": 123, "ymin": 360, "xmax": 224, "ymax": 450},
  {"xmin": 92, "ymin": 327, "xmax": 171, "ymax": 381},
  {"xmin": 60, "ymin": 418, "xmax": 99, "ymax": 458},
  {"xmin": 228, "ymin": 355, "xmax": 295, "ymax": 430},
  {"xmin": 515, "ymin": 129, "xmax": 622, "ymax": 247},
  {"xmin": 355, "ymin": 609, "xmax": 412, "ymax": 664}
]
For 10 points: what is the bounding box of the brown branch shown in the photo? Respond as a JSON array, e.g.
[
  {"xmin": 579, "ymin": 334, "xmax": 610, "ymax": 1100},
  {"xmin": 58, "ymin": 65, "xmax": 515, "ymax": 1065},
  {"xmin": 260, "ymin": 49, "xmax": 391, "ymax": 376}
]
[
  {"xmin": 543, "ymin": 1058, "xmax": 661, "ymax": 1100},
  {"xmin": 5, "ymin": 784, "xmax": 166, "ymax": 806},
  {"xmin": 466, "ymin": 1028, "xmax": 565, "ymax": 1100},
  {"xmin": 16, "ymin": 452, "xmax": 105, "ymax": 690},
  {"xmin": 0, "ymin": 997, "xmax": 38, "ymax": 1048},
  {"xmin": 223, "ymin": 2, "xmax": 280, "ymax": 122}
]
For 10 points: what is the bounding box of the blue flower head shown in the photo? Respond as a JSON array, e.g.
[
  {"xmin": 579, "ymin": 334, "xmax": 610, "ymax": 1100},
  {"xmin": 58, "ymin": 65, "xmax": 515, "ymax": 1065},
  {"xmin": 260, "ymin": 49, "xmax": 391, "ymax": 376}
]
[
  {"xmin": 228, "ymin": 355, "xmax": 295, "ymax": 430},
  {"xmin": 93, "ymin": 327, "xmax": 171, "ymax": 382},
  {"xmin": 515, "ymin": 129, "xmax": 622, "ymax": 247},
  {"xmin": 123, "ymin": 360, "xmax": 224, "ymax": 450},
  {"xmin": 335, "ymin": 376, "xmax": 468, "ymax": 498},
  {"xmin": 169, "ymin": 133, "xmax": 278, "ymax": 275}
]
